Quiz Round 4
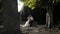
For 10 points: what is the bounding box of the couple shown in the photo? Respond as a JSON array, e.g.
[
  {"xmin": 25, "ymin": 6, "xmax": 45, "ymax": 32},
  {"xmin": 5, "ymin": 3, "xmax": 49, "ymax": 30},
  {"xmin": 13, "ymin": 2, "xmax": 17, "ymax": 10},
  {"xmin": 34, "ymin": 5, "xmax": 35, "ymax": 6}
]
[{"xmin": 20, "ymin": 15, "xmax": 34, "ymax": 27}]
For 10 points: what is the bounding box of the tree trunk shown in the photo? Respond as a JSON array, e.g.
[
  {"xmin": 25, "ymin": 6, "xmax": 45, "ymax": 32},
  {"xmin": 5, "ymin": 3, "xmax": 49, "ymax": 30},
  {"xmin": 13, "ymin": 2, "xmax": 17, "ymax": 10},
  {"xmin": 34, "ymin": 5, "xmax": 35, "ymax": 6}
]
[{"xmin": 1, "ymin": 0, "xmax": 23, "ymax": 34}]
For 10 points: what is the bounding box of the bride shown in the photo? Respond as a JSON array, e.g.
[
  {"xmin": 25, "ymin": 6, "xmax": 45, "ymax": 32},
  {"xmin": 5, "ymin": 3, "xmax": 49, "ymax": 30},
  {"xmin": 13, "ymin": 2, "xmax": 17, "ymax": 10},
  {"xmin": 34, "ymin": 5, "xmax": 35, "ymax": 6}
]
[{"xmin": 20, "ymin": 15, "xmax": 34, "ymax": 27}]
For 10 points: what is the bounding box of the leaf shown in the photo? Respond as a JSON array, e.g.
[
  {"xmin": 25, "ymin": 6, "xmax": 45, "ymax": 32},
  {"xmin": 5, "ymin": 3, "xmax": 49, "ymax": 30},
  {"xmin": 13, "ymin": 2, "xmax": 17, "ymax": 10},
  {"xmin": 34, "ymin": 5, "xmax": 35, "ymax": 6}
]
[{"xmin": 23, "ymin": 0, "xmax": 36, "ymax": 10}]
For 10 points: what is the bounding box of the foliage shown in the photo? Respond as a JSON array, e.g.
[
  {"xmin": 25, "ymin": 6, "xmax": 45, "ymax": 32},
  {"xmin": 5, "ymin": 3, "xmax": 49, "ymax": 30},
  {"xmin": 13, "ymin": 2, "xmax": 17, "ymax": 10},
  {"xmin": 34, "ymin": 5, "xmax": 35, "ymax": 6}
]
[
  {"xmin": 23, "ymin": 0, "xmax": 36, "ymax": 10},
  {"xmin": 56, "ymin": 0, "xmax": 60, "ymax": 2},
  {"xmin": 0, "ymin": 2, "xmax": 1, "ymax": 13}
]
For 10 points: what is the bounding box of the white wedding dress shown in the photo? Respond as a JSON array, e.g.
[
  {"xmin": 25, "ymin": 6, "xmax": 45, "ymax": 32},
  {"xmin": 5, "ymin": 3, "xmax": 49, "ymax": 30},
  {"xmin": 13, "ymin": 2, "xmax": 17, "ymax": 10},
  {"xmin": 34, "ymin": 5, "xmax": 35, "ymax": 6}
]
[{"xmin": 20, "ymin": 16, "xmax": 33, "ymax": 27}]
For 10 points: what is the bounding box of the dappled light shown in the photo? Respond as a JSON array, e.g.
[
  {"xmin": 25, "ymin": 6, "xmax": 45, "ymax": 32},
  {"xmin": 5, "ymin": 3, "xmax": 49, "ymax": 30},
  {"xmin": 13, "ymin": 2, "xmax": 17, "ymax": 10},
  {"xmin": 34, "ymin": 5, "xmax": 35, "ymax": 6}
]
[{"xmin": 0, "ymin": 0, "xmax": 60, "ymax": 34}]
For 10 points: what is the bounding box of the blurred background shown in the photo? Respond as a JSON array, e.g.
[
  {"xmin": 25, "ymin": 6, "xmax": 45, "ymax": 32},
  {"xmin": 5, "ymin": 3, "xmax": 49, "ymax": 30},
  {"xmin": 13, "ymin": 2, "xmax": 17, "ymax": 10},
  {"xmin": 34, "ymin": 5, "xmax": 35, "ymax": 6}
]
[{"xmin": 0, "ymin": 0, "xmax": 60, "ymax": 34}]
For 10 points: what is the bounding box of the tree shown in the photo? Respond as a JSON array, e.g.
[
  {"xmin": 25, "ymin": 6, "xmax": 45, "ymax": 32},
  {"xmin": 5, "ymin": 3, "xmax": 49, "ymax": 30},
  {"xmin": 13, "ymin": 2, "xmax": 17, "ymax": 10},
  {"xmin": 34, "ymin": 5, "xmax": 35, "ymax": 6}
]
[
  {"xmin": 1, "ymin": 0, "xmax": 23, "ymax": 34},
  {"xmin": 23, "ymin": 0, "xmax": 36, "ymax": 10}
]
